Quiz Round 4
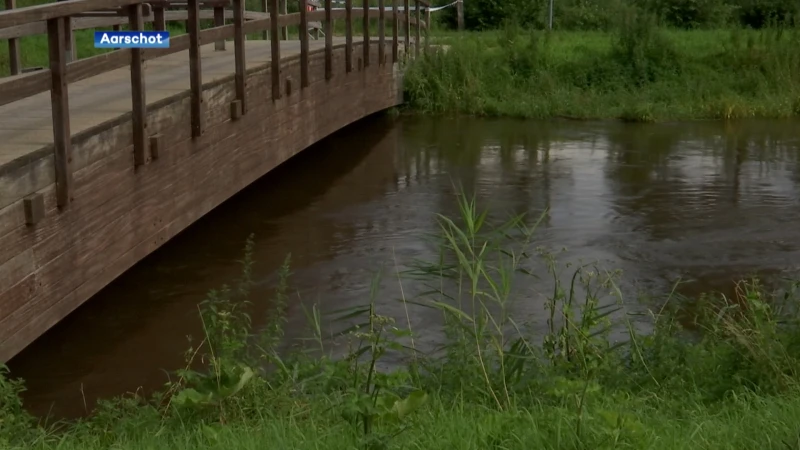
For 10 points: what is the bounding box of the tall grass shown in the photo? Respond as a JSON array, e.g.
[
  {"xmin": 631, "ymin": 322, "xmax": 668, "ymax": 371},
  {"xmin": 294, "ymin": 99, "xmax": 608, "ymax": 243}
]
[
  {"xmin": 4, "ymin": 193, "xmax": 800, "ymax": 448},
  {"xmin": 404, "ymin": 20, "xmax": 800, "ymax": 121}
]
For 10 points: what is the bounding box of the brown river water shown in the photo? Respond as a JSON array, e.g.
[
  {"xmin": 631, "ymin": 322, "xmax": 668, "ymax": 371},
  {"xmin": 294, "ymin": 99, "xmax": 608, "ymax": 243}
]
[{"xmin": 7, "ymin": 115, "xmax": 800, "ymax": 419}]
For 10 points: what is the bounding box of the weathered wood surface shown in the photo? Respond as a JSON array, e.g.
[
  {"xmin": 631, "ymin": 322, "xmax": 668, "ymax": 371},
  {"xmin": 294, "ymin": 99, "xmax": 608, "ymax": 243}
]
[{"xmin": 0, "ymin": 38, "xmax": 408, "ymax": 363}]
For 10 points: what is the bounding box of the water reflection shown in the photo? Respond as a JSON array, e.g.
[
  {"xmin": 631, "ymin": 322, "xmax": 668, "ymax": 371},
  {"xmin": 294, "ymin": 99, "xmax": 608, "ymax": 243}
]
[{"xmin": 8, "ymin": 115, "xmax": 800, "ymax": 419}]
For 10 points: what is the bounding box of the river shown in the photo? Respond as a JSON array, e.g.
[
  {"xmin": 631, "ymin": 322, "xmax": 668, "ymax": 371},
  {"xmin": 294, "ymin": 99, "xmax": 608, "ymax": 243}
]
[{"xmin": 7, "ymin": 115, "xmax": 800, "ymax": 418}]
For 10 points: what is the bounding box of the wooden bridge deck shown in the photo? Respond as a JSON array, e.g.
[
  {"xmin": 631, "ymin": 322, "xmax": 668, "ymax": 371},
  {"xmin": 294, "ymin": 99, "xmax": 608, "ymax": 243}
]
[{"xmin": 0, "ymin": 39, "xmax": 344, "ymax": 166}]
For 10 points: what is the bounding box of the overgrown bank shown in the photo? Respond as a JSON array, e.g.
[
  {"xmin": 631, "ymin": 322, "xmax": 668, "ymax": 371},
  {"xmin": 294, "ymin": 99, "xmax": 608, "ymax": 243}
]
[
  {"xmin": 404, "ymin": 22, "xmax": 800, "ymax": 121},
  {"xmin": 3, "ymin": 197, "xmax": 800, "ymax": 448}
]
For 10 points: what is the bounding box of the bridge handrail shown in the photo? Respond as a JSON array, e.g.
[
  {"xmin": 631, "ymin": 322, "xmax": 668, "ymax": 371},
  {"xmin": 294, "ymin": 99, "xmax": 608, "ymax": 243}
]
[
  {"xmin": 0, "ymin": 0, "xmax": 142, "ymax": 28},
  {"xmin": 0, "ymin": 0, "xmax": 427, "ymax": 209}
]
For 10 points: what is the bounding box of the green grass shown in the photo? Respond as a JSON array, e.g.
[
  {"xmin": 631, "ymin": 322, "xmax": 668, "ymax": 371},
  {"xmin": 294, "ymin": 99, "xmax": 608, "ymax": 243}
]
[
  {"xmin": 404, "ymin": 21, "xmax": 800, "ymax": 121},
  {"xmin": 4, "ymin": 194, "xmax": 800, "ymax": 449}
]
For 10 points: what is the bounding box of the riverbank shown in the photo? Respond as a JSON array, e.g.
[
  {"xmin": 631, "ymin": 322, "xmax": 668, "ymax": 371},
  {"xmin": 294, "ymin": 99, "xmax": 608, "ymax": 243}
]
[
  {"xmin": 4, "ymin": 197, "xmax": 800, "ymax": 449},
  {"xmin": 404, "ymin": 24, "xmax": 800, "ymax": 122}
]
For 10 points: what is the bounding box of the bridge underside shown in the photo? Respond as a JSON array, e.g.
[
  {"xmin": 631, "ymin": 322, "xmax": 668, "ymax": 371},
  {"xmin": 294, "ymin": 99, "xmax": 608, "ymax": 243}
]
[{"xmin": 0, "ymin": 40, "xmax": 406, "ymax": 362}]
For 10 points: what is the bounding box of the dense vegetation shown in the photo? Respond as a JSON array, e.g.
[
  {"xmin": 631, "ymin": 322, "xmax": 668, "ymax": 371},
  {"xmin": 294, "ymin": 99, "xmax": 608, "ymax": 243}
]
[
  {"xmin": 4, "ymin": 198, "xmax": 800, "ymax": 449},
  {"xmin": 404, "ymin": 22, "xmax": 800, "ymax": 121}
]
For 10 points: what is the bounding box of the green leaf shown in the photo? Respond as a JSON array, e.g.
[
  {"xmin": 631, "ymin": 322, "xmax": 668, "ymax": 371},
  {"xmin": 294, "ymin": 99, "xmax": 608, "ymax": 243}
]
[{"xmin": 392, "ymin": 390, "xmax": 428, "ymax": 419}]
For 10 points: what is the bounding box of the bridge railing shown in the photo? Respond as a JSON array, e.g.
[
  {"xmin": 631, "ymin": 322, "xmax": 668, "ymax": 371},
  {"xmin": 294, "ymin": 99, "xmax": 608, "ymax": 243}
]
[{"xmin": 0, "ymin": 0, "xmax": 428, "ymax": 210}]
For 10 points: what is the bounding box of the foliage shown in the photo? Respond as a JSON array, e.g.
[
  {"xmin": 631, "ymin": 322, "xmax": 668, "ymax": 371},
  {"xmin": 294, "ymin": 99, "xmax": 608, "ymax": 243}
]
[
  {"xmin": 5, "ymin": 195, "xmax": 800, "ymax": 448},
  {"xmin": 404, "ymin": 24, "xmax": 800, "ymax": 121}
]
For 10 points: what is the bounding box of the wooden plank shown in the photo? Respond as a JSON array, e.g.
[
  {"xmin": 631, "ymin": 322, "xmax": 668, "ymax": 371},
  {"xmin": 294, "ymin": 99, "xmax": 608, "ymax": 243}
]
[
  {"xmin": 233, "ymin": 0, "xmax": 246, "ymax": 113},
  {"xmin": 47, "ymin": 17, "xmax": 72, "ymax": 209},
  {"xmin": 269, "ymin": 0, "xmax": 281, "ymax": 99},
  {"xmin": 213, "ymin": 6, "xmax": 225, "ymax": 51},
  {"xmin": 377, "ymin": 0, "xmax": 384, "ymax": 65},
  {"xmin": 65, "ymin": 35, "xmax": 126, "ymax": 79},
  {"xmin": 362, "ymin": 0, "xmax": 369, "ymax": 67},
  {"xmin": 299, "ymin": 0, "xmax": 308, "ymax": 88},
  {"xmin": 391, "ymin": 0, "xmax": 397, "ymax": 62},
  {"xmin": 129, "ymin": 4, "xmax": 147, "ymax": 167},
  {"xmin": 0, "ymin": 71, "xmax": 50, "ymax": 108},
  {"xmin": 324, "ymin": 0, "xmax": 332, "ymax": 80},
  {"xmin": 345, "ymin": 0, "xmax": 352, "ymax": 72},
  {"xmin": 0, "ymin": 0, "xmax": 140, "ymax": 28},
  {"xmin": 188, "ymin": 0, "xmax": 204, "ymax": 137},
  {"xmin": 4, "ymin": 0, "xmax": 22, "ymax": 75}
]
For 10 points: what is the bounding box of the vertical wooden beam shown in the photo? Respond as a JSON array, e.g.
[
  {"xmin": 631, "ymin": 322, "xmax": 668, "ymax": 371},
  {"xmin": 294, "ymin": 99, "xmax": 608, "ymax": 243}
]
[
  {"xmin": 281, "ymin": 0, "xmax": 288, "ymax": 39},
  {"xmin": 188, "ymin": 0, "xmax": 204, "ymax": 137},
  {"xmin": 362, "ymin": 0, "xmax": 369, "ymax": 67},
  {"xmin": 233, "ymin": 0, "xmax": 247, "ymax": 113},
  {"xmin": 153, "ymin": 6, "xmax": 166, "ymax": 30},
  {"xmin": 269, "ymin": 0, "xmax": 281, "ymax": 99},
  {"xmin": 129, "ymin": 4, "xmax": 147, "ymax": 167},
  {"xmin": 403, "ymin": 0, "xmax": 409, "ymax": 52},
  {"xmin": 47, "ymin": 17, "xmax": 72, "ymax": 208},
  {"xmin": 299, "ymin": 0, "xmax": 309, "ymax": 88},
  {"xmin": 214, "ymin": 6, "xmax": 226, "ymax": 50},
  {"xmin": 260, "ymin": 0, "xmax": 268, "ymax": 39},
  {"xmin": 378, "ymin": 0, "xmax": 384, "ymax": 65},
  {"xmin": 456, "ymin": 0, "xmax": 463, "ymax": 31},
  {"xmin": 391, "ymin": 0, "xmax": 398, "ymax": 62},
  {"xmin": 414, "ymin": 0, "xmax": 420, "ymax": 57},
  {"xmin": 345, "ymin": 0, "xmax": 352, "ymax": 72},
  {"xmin": 5, "ymin": 0, "xmax": 21, "ymax": 75},
  {"xmin": 324, "ymin": 0, "xmax": 332, "ymax": 80}
]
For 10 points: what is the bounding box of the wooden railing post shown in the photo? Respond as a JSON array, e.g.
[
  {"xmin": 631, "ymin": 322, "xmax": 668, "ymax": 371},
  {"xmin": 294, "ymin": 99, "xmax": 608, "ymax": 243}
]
[
  {"xmin": 47, "ymin": 17, "xmax": 72, "ymax": 208},
  {"xmin": 324, "ymin": 0, "xmax": 332, "ymax": 80},
  {"xmin": 188, "ymin": 0, "xmax": 204, "ymax": 137},
  {"xmin": 269, "ymin": 0, "xmax": 281, "ymax": 99},
  {"xmin": 129, "ymin": 3, "xmax": 147, "ymax": 167},
  {"xmin": 299, "ymin": 0, "xmax": 309, "ymax": 88},
  {"xmin": 260, "ymin": 0, "xmax": 268, "ymax": 39},
  {"xmin": 345, "ymin": 0, "xmax": 352, "ymax": 72},
  {"xmin": 378, "ymin": 0, "xmax": 384, "ymax": 65},
  {"xmin": 362, "ymin": 0, "xmax": 369, "ymax": 67},
  {"xmin": 4, "ymin": 0, "xmax": 21, "ymax": 75},
  {"xmin": 280, "ymin": 0, "xmax": 288, "ymax": 39},
  {"xmin": 233, "ymin": 0, "xmax": 247, "ymax": 113},
  {"xmin": 153, "ymin": 5, "xmax": 166, "ymax": 30},
  {"xmin": 414, "ymin": 0, "xmax": 419, "ymax": 57},
  {"xmin": 55, "ymin": 0, "xmax": 76, "ymax": 62},
  {"xmin": 214, "ymin": 6, "xmax": 226, "ymax": 50},
  {"xmin": 391, "ymin": 0, "xmax": 398, "ymax": 62},
  {"xmin": 403, "ymin": 0, "xmax": 409, "ymax": 53}
]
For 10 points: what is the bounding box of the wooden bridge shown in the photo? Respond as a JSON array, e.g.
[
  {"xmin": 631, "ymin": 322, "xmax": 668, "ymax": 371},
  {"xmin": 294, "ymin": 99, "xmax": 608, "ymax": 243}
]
[{"xmin": 0, "ymin": 0, "xmax": 428, "ymax": 362}]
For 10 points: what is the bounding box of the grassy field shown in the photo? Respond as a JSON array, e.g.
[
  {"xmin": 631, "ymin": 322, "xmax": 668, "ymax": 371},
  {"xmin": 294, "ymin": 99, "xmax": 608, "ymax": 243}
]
[
  {"xmin": 4, "ymin": 196, "xmax": 800, "ymax": 449},
  {"xmin": 404, "ymin": 22, "xmax": 800, "ymax": 121}
]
